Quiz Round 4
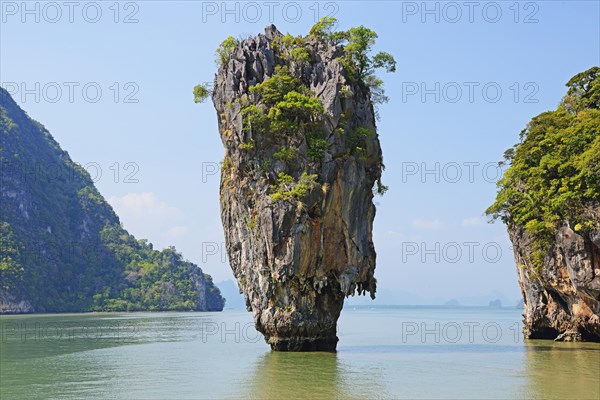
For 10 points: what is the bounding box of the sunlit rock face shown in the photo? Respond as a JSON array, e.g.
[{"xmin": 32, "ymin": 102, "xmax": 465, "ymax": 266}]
[
  {"xmin": 509, "ymin": 212, "xmax": 600, "ymax": 342},
  {"xmin": 212, "ymin": 25, "xmax": 382, "ymax": 351}
]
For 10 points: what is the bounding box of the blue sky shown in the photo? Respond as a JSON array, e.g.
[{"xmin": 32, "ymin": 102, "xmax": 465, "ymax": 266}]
[{"xmin": 2, "ymin": 1, "xmax": 599, "ymax": 305}]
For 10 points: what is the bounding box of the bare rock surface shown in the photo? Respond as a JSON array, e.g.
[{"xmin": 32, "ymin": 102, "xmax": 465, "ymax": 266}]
[{"xmin": 509, "ymin": 214, "xmax": 600, "ymax": 341}]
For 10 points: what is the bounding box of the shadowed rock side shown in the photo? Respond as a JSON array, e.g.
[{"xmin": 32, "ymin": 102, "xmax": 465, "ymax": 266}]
[
  {"xmin": 509, "ymin": 214, "xmax": 600, "ymax": 341},
  {"xmin": 212, "ymin": 25, "xmax": 382, "ymax": 351}
]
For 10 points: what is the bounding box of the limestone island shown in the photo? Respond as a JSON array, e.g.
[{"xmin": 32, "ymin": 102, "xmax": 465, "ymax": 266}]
[{"xmin": 196, "ymin": 19, "xmax": 396, "ymax": 351}]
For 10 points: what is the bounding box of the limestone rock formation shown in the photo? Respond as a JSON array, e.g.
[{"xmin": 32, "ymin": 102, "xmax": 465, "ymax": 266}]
[
  {"xmin": 488, "ymin": 67, "xmax": 599, "ymax": 341},
  {"xmin": 212, "ymin": 25, "xmax": 383, "ymax": 350},
  {"xmin": 509, "ymin": 214, "xmax": 600, "ymax": 341}
]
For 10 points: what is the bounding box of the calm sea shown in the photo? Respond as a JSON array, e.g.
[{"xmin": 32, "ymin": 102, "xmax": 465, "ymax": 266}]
[{"xmin": 1, "ymin": 306, "xmax": 598, "ymax": 399}]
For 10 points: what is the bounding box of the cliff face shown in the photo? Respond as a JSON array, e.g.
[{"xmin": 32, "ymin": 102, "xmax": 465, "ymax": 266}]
[
  {"xmin": 213, "ymin": 25, "xmax": 382, "ymax": 350},
  {"xmin": 0, "ymin": 88, "xmax": 225, "ymax": 313},
  {"xmin": 509, "ymin": 216, "xmax": 600, "ymax": 341}
]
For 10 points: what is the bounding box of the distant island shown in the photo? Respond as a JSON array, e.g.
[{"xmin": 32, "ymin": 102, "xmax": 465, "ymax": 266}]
[
  {"xmin": 0, "ymin": 88, "xmax": 224, "ymax": 313},
  {"xmin": 488, "ymin": 299, "xmax": 502, "ymax": 309},
  {"xmin": 444, "ymin": 299, "xmax": 460, "ymax": 307}
]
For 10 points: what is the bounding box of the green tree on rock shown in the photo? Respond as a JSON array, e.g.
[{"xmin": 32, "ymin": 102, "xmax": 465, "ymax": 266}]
[{"xmin": 487, "ymin": 67, "xmax": 600, "ymax": 269}]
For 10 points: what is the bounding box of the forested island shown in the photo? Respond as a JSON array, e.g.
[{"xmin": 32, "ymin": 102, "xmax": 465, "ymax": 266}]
[{"xmin": 0, "ymin": 88, "xmax": 224, "ymax": 313}]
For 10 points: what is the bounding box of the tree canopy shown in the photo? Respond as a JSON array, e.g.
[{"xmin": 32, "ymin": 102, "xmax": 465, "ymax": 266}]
[{"xmin": 487, "ymin": 67, "xmax": 600, "ymax": 268}]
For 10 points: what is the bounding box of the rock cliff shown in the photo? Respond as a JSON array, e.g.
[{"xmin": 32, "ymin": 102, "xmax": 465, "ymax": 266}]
[
  {"xmin": 509, "ymin": 217, "xmax": 600, "ymax": 341},
  {"xmin": 212, "ymin": 25, "xmax": 385, "ymax": 350}
]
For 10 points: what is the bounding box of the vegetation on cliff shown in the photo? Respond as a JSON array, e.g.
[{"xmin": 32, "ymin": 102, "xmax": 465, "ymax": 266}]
[
  {"xmin": 487, "ymin": 67, "xmax": 600, "ymax": 268},
  {"xmin": 0, "ymin": 88, "xmax": 225, "ymax": 313},
  {"xmin": 195, "ymin": 17, "xmax": 395, "ymax": 198}
]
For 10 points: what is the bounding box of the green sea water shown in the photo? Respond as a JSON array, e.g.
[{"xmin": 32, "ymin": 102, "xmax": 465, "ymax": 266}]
[{"xmin": 1, "ymin": 307, "xmax": 598, "ymax": 399}]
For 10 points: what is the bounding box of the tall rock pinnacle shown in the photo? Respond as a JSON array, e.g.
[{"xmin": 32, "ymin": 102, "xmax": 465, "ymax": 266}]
[{"xmin": 211, "ymin": 24, "xmax": 385, "ymax": 351}]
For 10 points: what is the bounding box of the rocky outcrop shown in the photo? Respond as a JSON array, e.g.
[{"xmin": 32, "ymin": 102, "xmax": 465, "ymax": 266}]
[
  {"xmin": 509, "ymin": 212, "xmax": 600, "ymax": 341},
  {"xmin": 0, "ymin": 291, "xmax": 33, "ymax": 314},
  {"xmin": 212, "ymin": 25, "xmax": 382, "ymax": 350}
]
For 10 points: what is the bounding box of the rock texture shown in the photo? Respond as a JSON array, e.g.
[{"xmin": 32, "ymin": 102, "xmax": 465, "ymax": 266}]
[
  {"xmin": 0, "ymin": 291, "xmax": 33, "ymax": 314},
  {"xmin": 509, "ymin": 211, "xmax": 600, "ymax": 341},
  {"xmin": 212, "ymin": 25, "xmax": 382, "ymax": 351}
]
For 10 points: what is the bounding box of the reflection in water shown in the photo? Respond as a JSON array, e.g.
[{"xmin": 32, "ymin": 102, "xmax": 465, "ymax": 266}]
[
  {"xmin": 241, "ymin": 350, "xmax": 391, "ymax": 399},
  {"xmin": 241, "ymin": 352, "xmax": 349, "ymax": 399},
  {"xmin": 0, "ymin": 312, "xmax": 219, "ymax": 399},
  {"xmin": 523, "ymin": 341, "xmax": 600, "ymax": 400},
  {"xmin": 0, "ymin": 312, "xmax": 217, "ymax": 359}
]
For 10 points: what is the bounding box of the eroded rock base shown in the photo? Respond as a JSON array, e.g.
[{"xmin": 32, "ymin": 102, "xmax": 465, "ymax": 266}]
[
  {"xmin": 268, "ymin": 336, "xmax": 339, "ymax": 352},
  {"xmin": 510, "ymin": 221, "xmax": 600, "ymax": 342}
]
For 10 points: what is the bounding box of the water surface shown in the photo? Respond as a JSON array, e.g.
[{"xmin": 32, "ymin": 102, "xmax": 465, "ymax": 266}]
[{"xmin": 1, "ymin": 307, "xmax": 598, "ymax": 399}]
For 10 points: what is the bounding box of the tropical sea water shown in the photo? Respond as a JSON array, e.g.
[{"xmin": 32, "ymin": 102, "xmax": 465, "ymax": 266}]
[{"xmin": 1, "ymin": 306, "xmax": 598, "ymax": 399}]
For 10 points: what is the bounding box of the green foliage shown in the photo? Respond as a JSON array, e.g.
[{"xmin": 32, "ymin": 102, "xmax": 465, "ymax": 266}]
[
  {"xmin": 309, "ymin": 16, "xmax": 337, "ymax": 40},
  {"xmin": 78, "ymin": 186, "xmax": 104, "ymax": 209},
  {"xmin": 239, "ymin": 139, "xmax": 255, "ymax": 151},
  {"xmin": 258, "ymin": 158, "xmax": 273, "ymax": 176},
  {"xmin": 561, "ymin": 66, "xmax": 600, "ymax": 114},
  {"xmin": 307, "ymin": 17, "xmax": 396, "ymax": 104},
  {"xmin": 343, "ymin": 26, "xmax": 377, "ymax": 76},
  {"xmin": 220, "ymin": 155, "xmax": 232, "ymax": 172},
  {"xmin": 250, "ymin": 66, "xmax": 301, "ymax": 105},
  {"xmin": 375, "ymin": 179, "xmax": 389, "ymax": 196},
  {"xmin": 344, "ymin": 26, "xmax": 396, "ymax": 79},
  {"xmin": 364, "ymin": 76, "xmax": 389, "ymax": 105},
  {"xmin": 289, "ymin": 47, "xmax": 310, "ymax": 63},
  {"xmin": 241, "ymin": 105, "xmax": 268, "ymax": 135},
  {"xmin": 271, "ymin": 34, "xmax": 309, "ymax": 64},
  {"xmin": 211, "ymin": 21, "xmax": 392, "ymax": 204},
  {"xmin": 372, "ymin": 52, "xmax": 397, "ymax": 73},
  {"xmin": 0, "ymin": 222, "xmax": 24, "ymax": 292},
  {"xmin": 247, "ymin": 216, "xmax": 258, "ymax": 230},
  {"xmin": 348, "ymin": 126, "xmax": 374, "ymax": 154},
  {"xmin": 275, "ymin": 171, "xmax": 294, "ymax": 185},
  {"xmin": 581, "ymin": 135, "xmax": 600, "ymax": 196},
  {"xmin": 193, "ymin": 83, "xmax": 211, "ymax": 104},
  {"xmin": 269, "ymin": 172, "xmax": 318, "ymax": 202},
  {"xmin": 204, "ymin": 274, "xmax": 226, "ymax": 311},
  {"xmin": 215, "ymin": 36, "xmax": 238, "ymax": 66},
  {"xmin": 273, "ymin": 146, "xmax": 299, "ymax": 162},
  {"xmin": 487, "ymin": 68, "xmax": 600, "ymax": 269},
  {"xmin": 268, "ymin": 91, "xmax": 323, "ymax": 133},
  {"xmin": 92, "ymin": 225, "xmax": 225, "ymax": 312},
  {"xmin": 245, "ymin": 66, "xmax": 324, "ymax": 137},
  {"xmin": 280, "ymin": 33, "xmax": 305, "ymax": 47},
  {"xmin": 307, "ymin": 135, "xmax": 329, "ymax": 161}
]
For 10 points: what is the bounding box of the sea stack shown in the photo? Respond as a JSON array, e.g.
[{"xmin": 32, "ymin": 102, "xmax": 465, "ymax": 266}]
[
  {"xmin": 212, "ymin": 25, "xmax": 383, "ymax": 351},
  {"xmin": 487, "ymin": 67, "xmax": 600, "ymax": 342}
]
